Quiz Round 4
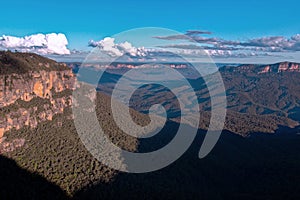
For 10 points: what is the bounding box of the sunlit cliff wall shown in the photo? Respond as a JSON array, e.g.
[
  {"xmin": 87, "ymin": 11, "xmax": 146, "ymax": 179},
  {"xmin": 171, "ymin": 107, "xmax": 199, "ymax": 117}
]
[{"xmin": 0, "ymin": 69, "xmax": 75, "ymax": 139}]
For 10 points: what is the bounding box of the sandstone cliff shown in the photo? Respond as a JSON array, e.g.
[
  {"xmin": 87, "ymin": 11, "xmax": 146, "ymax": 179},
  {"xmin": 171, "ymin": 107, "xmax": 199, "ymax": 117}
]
[
  {"xmin": 220, "ymin": 61, "xmax": 300, "ymax": 74},
  {"xmin": 0, "ymin": 51, "xmax": 75, "ymax": 146}
]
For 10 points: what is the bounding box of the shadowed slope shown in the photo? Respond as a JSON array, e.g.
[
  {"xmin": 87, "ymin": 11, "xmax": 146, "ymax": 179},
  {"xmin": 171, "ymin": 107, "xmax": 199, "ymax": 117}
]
[{"xmin": 0, "ymin": 155, "xmax": 68, "ymax": 200}]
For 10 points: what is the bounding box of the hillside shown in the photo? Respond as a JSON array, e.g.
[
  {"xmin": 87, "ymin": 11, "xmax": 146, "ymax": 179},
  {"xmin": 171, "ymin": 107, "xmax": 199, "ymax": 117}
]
[
  {"xmin": 0, "ymin": 51, "xmax": 69, "ymax": 74},
  {"xmin": 221, "ymin": 62, "xmax": 300, "ymax": 122},
  {"xmin": 0, "ymin": 51, "xmax": 138, "ymax": 196}
]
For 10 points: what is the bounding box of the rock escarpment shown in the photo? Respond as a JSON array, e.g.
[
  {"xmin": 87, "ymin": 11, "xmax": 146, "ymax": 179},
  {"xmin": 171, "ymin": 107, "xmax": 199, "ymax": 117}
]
[
  {"xmin": 0, "ymin": 51, "xmax": 75, "ymax": 144},
  {"xmin": 220, "ymin": 61, "xmax": 300, "ymax": 74}
]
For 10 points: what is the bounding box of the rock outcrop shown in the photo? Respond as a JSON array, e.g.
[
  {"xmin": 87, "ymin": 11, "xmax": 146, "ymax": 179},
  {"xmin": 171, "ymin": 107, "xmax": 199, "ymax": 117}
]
[
  {"xmin": 259, "ymin": 62, "xmax": 300, "ymax": 73},
  {"xmin": 220, "ymin": 62, "xmax": 300, "ymax": 74},
  {"xmin": 0, "ymin": 70, "xmax": 74, "ymax": 107},
  {"xmin": 0, "ymin": 51, "xmax": 75, "ymax": 141}
]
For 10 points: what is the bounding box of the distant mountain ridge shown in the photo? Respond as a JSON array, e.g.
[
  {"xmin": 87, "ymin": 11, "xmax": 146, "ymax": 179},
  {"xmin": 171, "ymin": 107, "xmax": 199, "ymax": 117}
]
[{"xmin": 220, "ymin": 61, "xmax": 300, "ymax": 74}]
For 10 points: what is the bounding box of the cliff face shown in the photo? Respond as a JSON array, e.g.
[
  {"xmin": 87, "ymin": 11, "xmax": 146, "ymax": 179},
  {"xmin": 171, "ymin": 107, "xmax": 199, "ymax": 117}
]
[
  {"xmin": 220, "ymin": 62, "xmax": 300, "ymax": 74},
  {"xmin": 0, "ymin": 54, "xmax": 75, "ymax": 145},
  {"xmin": 259, "ymin": 62, "xmax": 300, "ymax": 73},
  {"xmin": 0, "ymin": 70, "xmax": 74, "ymax": 107}
]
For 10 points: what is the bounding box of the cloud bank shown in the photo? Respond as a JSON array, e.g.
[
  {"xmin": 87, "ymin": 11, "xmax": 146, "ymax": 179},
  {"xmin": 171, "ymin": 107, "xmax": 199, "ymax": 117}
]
[
  {"xmin": 87, "ymin": 35, "xmax": 264, "ymax": 61},
  {"xmin": 154, "ymin": 30, "xmax": 300, "ymax": 59},
  {"xmin": 0, "ymin": 33, "xmax": 70, "ymax": 55}
]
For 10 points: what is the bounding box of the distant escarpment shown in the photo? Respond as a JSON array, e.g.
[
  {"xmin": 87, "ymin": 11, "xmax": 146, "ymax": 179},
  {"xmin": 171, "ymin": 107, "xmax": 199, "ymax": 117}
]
[
  {"xmin": 220, "ymin": 61, "xmax": 300, "ymax": 74},
  {"xmin": 0, "ymin": 51, "xmax": 75, "ymax": 147},
  {"xmin": 203, "ymin": 61, "xmax": 300, "ymax": 135}
]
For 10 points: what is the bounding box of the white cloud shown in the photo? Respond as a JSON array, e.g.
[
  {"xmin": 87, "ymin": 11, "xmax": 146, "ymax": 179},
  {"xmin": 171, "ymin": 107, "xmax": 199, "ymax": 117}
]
[
  {"xmin": 88, "ymin": 37, "xmax": 148, "ymax": 57},
  {"xmin": 0, "ymin": 33, "xmax": 70, "ymax": 55},
  {"xmin": 88, "ymin": 37, "xmax": 123, "ymax": 56}
]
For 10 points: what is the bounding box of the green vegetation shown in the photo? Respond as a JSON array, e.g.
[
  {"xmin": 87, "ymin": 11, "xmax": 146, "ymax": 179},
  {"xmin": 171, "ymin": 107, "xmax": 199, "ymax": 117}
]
[
  {"xmin": 2, "ymin": 92, "xmax": 140, "ymax": 196},
  {"xmin": 0, "ymin": 51, "xmax": 69, "ymax": 74}
]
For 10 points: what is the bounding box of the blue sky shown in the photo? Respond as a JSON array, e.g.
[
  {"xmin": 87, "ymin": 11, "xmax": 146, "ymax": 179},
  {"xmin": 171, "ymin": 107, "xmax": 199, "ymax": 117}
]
[{"xmin": 0, "ymin": 0, "xmax": 300, "ymax": 63}]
